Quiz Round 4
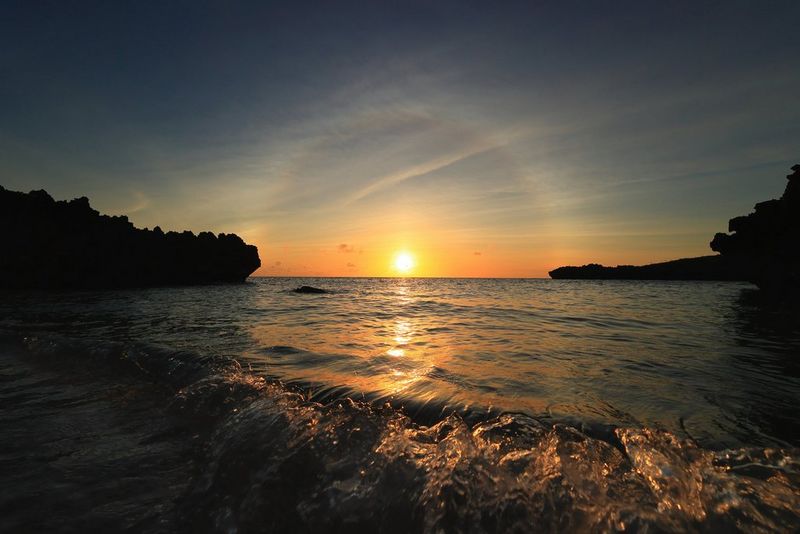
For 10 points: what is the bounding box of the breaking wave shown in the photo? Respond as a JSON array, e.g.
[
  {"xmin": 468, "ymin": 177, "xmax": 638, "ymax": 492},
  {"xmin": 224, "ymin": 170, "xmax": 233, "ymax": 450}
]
[{"xmin": 3, "ymin": 332, "xmax": 799, "ymax": 533}]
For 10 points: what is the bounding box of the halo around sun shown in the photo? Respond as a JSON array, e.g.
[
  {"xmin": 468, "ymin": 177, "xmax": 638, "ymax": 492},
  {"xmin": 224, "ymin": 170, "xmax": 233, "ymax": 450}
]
[{"xmin": 393, "ymin": 251, "xmax": 415, "ymax": 274}]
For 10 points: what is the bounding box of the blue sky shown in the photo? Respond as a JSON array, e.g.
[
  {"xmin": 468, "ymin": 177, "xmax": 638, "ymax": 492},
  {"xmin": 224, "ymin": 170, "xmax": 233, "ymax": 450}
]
[{"xmin": 2, "ymin": 1, "xmax": 798, "ymax": 276}]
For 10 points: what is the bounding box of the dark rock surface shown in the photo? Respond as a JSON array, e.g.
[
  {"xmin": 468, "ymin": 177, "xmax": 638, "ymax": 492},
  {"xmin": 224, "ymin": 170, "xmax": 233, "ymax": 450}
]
[
  {"xmin": 0, "ymin": 186, "xmax": 261, "ymax": 289},
  {"xmin": 548, "ymin": 255, "xmax": 747, "ymax": 281},
  {"xmin": 710, "ymin": 164, "xmax": 800, "ymax": 296},
  {"xmin": 292, "ymin": 285, "xmax": 328, "ymax": 294},
  {"xmin": 550, "ymin": 164, "xmax": 800, "ymax": 296}
]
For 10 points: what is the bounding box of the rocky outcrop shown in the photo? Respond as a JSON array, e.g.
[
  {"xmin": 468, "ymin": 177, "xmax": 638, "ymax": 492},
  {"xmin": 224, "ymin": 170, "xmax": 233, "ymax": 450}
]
[
  {"xmin": 549, "ymin": 164, "xmax": 800, "ymax": 295},
  {"xmin": 0, "ymin": 186, "xmax": 261, "ymax": 289},
  {"xmin": 292, "ymin": 285, "xmax": 328, "ymax": 294},
  {"xmin": 548, "ymin": 255, "xmax": 747, "ymax": 281},
  {"xmin": 710, "ymin": 164, "xmax": 800, "ymax": 295}
]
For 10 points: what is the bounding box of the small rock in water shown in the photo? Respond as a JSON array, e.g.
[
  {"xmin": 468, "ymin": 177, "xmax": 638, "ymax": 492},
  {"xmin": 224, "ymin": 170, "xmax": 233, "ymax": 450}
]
[{"xmin": 292, "ymin": 285, "xmax": 328, "ymax": 294}]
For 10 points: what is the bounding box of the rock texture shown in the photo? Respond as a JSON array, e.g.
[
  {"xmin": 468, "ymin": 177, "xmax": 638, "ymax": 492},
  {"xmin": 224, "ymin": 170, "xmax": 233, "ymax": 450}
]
[
  {"xmin": 710, "ymin": 164, "xmax": 800, "ymax": 295},
  {"xmin": 0, "ymin": 186, "xmax": 261, "ymax": 289},
  {"xmin": 548, "ymin": 255, "xmax": 747, "ymax": 281}
]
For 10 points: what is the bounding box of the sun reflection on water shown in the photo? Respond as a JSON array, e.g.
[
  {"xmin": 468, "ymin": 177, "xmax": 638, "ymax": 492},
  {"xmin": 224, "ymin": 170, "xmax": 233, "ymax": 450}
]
[{"xmin": 246, "ymin": 278, "xmax": 590, "ymax": 416}]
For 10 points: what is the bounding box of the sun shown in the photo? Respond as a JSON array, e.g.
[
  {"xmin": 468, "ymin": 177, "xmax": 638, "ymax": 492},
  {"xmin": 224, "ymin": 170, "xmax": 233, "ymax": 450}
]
[{"xmin": 393, "ymin": 251, "xmax": 415, "ymax": 274}]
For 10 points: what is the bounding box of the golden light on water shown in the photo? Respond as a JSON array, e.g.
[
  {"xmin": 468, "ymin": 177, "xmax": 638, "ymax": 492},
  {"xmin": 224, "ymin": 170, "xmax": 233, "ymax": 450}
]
[
  {"xmin": 247, "ymin": 281, "xmax": 551, "ymax": 410},
  {"xmin": 393, "ymin": 252, "xmax": 415, "ymax": 275}
]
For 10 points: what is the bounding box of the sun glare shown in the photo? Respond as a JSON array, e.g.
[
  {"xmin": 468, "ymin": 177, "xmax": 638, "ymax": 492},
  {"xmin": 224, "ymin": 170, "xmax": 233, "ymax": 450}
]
[{"xmin": 393, "ymin": 251, "xmax": 415, "ymax": 274}]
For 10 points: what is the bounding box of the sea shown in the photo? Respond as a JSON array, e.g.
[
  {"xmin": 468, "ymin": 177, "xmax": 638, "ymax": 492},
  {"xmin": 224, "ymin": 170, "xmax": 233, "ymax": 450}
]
[{"xmin": 1, "ymin": 277, "xmax": 799, "ymax": 532}]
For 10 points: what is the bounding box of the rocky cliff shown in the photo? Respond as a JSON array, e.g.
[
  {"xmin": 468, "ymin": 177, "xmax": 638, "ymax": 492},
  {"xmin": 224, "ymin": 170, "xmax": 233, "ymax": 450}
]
[
  {"xmin": 710, "ymin": 164, "xmax": 800, "ymax": 295},
  {"xmin": 549, "ymin": 164, "xmax": 799, "ymax": 296},
  {"xmin": 0, "ymin": 186, "xmax": 261, "ymax": 289}
]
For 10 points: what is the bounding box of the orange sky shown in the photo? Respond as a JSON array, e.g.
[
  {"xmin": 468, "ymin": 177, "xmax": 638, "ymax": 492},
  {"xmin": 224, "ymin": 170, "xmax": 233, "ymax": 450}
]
[
  {"xmin": 236, "ymin": 203, "xmax": 717, "ymax": 278},
  {"xmin": 3, "ymin": 3, "xmax": 796, "ymax": 278}
]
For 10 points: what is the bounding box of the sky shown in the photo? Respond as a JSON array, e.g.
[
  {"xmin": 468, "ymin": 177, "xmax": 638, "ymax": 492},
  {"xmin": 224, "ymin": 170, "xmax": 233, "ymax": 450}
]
[{"xmin": 2, "ymin": 1, "xmax": 799, "ymax": 277}]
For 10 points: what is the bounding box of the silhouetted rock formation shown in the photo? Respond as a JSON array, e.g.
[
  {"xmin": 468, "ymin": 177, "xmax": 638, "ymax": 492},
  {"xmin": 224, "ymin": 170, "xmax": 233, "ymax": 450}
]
[
  {"xmin": 292, "ymin": 285, "xmax": 328, "ymax": 294},
  {"xmin": 549, "ymin": 164, "xmax": 800, "ymax": 294},
  {"xmin": 0, "ymin": 186, "xmax": 261, "ymax": 289},
  {"xmin": 710, "ymin": 164, "xmax": 800, "ymax": 295},
  {"xmin": 548, "ymin": 255, "xmax": 747, "ymax": 281}
]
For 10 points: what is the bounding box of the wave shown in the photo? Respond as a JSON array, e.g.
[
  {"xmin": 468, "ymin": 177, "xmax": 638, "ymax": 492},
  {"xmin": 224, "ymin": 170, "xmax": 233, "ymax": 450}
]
[{"xmin": 3, "ymin": 332, "xmax": 800, "ymax": 532}]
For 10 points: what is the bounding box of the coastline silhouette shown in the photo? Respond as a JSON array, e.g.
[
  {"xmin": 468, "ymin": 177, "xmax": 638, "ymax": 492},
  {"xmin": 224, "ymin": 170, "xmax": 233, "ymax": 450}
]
[
  {"xmin": 0, "ymin": 186, "xmax": 260, "ymax": 289},
  {"xmin": 711, "ymin": 164, "xmax": 800, "ymax": 295},
  {"xmin": 548, "ymin": 255, "xmax": 747, "ymax": 281},
  {"xmin": 550, "ymin": 164, "xmax": 800, "ymax": 298}
]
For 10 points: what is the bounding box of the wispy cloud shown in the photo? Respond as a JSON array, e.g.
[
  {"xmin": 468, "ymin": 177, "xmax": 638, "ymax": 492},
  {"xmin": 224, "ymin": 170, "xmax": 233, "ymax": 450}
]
[
  {"xmin": 3, "ymin": 2, "xmax": 798, "ymax": 276},
  {"xmin": 345, "ymin": 142, "xmax": 500, "ymax": 204}
]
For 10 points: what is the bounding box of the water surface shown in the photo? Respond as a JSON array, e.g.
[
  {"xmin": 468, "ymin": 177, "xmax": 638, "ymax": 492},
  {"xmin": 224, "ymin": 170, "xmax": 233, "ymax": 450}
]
[
  {"xmin": 2, "ymin": 278, "xmax": 799, "ymax": 532},
  {"xmin": 3, "ymin": 277, "xmax": 798, "ymax": 448}
]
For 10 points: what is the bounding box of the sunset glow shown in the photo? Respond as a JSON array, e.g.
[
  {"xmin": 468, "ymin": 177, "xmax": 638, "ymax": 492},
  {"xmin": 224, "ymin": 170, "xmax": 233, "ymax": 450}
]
[
  {"xmin": 2, "ymin": 3, "xmax": 797, "ymax": 279},
  {"xmin": 3, "ymin": 2, "xmax": 800, "ymax": 529},
  {"xmin": 393, "ymin": 252, "xmax": 415, "ymax": 275}
]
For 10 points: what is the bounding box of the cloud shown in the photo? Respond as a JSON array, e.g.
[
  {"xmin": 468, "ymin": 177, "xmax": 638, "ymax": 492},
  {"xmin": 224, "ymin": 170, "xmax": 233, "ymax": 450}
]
[
  {"xmin": 345, "ymin": 142, "xmax": 499, "ymax": 205},
  {"xmin": 338, "ymin": 243, "xmax": 355, "ymax": 253},
  {"xmin": 473, "ymin": 251, "xmax": 482, "ymax": 256},
  {"xmin": 346, "ymin": 262, "xmax": 356, "ymax": 268}
]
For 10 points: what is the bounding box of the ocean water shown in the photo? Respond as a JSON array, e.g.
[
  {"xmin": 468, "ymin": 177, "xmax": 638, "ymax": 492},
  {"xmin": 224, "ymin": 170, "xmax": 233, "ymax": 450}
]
[{"xmin": 1, "ymin": 277, "xmax": 799, "ymax": 532}]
